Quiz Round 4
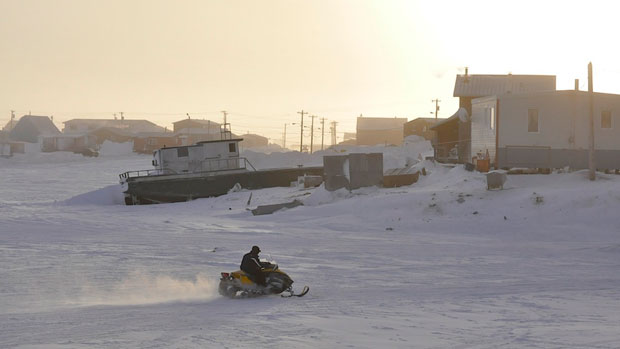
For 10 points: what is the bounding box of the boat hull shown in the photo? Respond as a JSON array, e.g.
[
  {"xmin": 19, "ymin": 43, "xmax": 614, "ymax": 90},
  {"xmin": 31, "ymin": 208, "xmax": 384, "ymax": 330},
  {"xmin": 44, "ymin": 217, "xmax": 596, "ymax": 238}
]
[{"xmin": 123, "ymin": 166, "xmax": 323, "ymax": 205}]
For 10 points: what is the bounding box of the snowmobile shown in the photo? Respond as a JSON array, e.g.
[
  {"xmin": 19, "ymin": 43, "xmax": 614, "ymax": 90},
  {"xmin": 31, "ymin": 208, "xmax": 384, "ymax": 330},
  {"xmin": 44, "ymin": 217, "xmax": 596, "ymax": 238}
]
[{"xmin": 219, "ymin": 262, "xmax": 309, "ymax": 298}]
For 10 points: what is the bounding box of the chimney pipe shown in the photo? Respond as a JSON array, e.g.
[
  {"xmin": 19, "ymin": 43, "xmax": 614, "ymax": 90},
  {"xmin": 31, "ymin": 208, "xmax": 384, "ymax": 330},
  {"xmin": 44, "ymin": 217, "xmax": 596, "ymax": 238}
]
[{"xmin": 575, "ymin": 79, "xmax": 579, "ymax": 91}]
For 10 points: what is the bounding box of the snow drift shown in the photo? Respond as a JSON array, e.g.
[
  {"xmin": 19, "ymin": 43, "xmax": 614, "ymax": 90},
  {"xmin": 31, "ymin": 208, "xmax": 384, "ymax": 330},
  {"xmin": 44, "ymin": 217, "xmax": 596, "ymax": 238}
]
[{"xmin": 63, "ymin": 184, "xmax": 125, "ymax": 205}]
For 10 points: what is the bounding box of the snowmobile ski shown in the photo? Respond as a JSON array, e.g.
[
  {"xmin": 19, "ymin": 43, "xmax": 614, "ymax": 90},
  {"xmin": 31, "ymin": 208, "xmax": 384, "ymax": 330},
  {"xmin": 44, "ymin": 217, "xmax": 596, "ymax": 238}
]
[{"xmin": 282, "ymin": 285, "xmax": 309, "ymax": 298}]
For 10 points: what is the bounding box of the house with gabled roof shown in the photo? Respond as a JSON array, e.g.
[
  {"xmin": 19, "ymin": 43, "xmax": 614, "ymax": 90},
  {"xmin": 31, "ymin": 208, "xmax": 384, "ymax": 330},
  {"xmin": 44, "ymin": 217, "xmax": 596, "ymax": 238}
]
[
  {"xmin": 431, "ymin": 70, "xmax": 556, "ymax": 163},
  {"xmin": 9, "ymin": 115, "xmax": 61, "ymax": 143}
]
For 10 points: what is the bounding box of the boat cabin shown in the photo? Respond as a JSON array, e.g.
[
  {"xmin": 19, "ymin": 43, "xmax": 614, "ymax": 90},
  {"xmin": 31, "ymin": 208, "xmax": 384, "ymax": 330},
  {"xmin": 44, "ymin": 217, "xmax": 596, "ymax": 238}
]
[{"xmin": 152, "ymin": 138, "xmax": 246, "ymax": 174}]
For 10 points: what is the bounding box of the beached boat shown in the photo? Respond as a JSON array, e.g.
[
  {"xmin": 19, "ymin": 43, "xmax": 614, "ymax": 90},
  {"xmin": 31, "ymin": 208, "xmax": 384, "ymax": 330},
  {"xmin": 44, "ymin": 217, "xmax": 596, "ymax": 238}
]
[{"xmin": 119, "ymin": 137, "xmax": 322, "ymax": 205}]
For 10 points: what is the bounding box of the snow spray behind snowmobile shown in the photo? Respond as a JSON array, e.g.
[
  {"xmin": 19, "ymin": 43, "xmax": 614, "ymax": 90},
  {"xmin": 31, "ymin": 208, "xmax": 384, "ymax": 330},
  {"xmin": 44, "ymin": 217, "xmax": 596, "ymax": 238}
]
[{"xmin": 219, "ymin": 262, "xmax": 309, "ymax": 298}]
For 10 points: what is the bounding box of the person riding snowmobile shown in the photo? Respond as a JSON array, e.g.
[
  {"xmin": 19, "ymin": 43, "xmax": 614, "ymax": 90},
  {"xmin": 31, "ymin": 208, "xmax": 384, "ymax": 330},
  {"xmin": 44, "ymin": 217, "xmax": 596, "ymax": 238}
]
[{"xmin": 240, "ymin": 246, "xmax": 267, "ymax": 285}]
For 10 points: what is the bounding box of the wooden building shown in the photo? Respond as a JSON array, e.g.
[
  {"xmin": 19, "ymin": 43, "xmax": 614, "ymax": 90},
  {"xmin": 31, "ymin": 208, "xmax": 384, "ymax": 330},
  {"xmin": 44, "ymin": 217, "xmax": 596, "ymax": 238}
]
[
  {"xmin": 403, "ymin": 117, "xmax": 437, "ymax": 141},
  {"xmin": 133, "ymin": 133, "xmax": 179, "ymax": 154}
]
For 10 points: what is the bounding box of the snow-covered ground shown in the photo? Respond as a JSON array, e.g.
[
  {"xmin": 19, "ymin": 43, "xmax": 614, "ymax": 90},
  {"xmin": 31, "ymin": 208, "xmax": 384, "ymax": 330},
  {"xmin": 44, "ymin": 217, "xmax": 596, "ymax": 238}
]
[{"xmin": 1, "ymin": 141, "xmax": 620, "ymax": 348}]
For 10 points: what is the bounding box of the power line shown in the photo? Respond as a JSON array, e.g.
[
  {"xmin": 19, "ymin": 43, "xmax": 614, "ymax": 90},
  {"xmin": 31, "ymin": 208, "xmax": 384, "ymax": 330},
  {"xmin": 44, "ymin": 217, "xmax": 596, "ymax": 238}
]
[
  {"xmin": 330, "ymin": 121, "xmax": 338, "ymax": 145},
  {"xmin": 320, "ymin": 117, "xmax": 326, "ymax": 151},
  {"xmin": 297, "ymin": 110, "xmax": 307, "ymax": 152},
  {"xmin": 309, "ymin": 115, "xmax": 318, "ymax": 154}
]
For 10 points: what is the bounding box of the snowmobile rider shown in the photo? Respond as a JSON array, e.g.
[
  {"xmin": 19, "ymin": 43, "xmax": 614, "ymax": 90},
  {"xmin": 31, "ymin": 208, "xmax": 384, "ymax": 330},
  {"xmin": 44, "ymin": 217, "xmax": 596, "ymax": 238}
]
[{"xmin": 240, "ymin": 246, "xmax": 267, "ymax": 286}]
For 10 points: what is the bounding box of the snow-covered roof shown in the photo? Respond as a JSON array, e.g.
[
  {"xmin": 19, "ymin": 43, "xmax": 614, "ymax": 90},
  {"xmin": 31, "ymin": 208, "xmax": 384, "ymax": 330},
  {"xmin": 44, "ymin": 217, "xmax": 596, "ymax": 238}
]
[
  {"xmin": 174, "ymin": 127, "xmax": 221, "ymax": 135},
  {"xmin": 406, "ymin": 117, "xmax": 438, "ymax": 124},
  {"xmin": 454, "ymin": 74, "xmax": 556, "ymax": 97},
  {"xmin": 64, "ymin": 119, "xmax": 165, "ymax": 133},
  {"xmin": 172, "ymin": 119, "xmax": 221, "ymax": 126}
]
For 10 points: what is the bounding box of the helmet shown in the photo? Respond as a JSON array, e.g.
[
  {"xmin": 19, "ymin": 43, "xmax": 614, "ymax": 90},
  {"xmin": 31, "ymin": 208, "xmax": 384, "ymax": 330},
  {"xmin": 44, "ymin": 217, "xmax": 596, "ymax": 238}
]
[{"xmin": 251, "ymin": 246, "xmax": 261, "ymax": 254}]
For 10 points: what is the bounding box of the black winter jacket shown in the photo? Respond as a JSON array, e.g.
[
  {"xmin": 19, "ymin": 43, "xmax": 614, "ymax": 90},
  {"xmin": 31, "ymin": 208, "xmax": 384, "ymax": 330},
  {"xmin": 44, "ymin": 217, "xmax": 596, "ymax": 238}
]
[{"xmin": 240, "ymin": 252, "xmax": 263, "ymax": 275}]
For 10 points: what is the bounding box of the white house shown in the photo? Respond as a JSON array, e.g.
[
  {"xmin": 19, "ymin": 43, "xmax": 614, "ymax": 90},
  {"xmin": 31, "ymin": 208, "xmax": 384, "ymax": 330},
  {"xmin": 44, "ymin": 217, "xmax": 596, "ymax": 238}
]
[
  {"xmin": 471, "ymin": 90, "xmax": 620, "ymax": 170},
  {"xmin": 432, "ymin": 71, "xmax": 556, "ymax": 163}
]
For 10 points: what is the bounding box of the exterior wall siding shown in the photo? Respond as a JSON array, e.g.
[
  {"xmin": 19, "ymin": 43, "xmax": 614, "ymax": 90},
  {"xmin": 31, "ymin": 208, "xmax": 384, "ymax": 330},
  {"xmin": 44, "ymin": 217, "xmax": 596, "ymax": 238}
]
[
  {"xmin": 471, "ymin": 97, "xmax": 498, "ymax": 163},
  {"xmin": 496, "ymin": 91, "xmax": 620, "ymax": 169}
]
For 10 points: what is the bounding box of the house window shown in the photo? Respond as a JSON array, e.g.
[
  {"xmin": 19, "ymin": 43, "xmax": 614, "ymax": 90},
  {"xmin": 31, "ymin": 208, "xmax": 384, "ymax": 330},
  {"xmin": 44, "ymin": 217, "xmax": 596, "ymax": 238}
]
[
  {"xmin": 177, "ymin": 147, "xmax": 189, "ymax": 157},
  {"xmin": 229, "ymin": 143, "xmax": 236, "ymax": 152},
  {"xmin": 601, "ymin": 110, "xmax": 612, "ymax": 129},
  {"xmin": 489, "ymin": 107, "xmax": 496, "ymax": 130},
  {"xmin": 528, "ymin": 109, "xmax": 539, "ymax": 133}
]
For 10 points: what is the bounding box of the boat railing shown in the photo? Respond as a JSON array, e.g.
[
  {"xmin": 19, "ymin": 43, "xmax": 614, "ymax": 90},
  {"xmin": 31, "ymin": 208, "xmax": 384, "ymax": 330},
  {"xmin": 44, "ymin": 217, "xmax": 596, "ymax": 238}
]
[
  {"xmin": 119, "ymin": 157, "xmax": 256, "ymax": 181},
  {"xmin": 198, "ymin": 157, "xmax": 256, "ymax": 172}
]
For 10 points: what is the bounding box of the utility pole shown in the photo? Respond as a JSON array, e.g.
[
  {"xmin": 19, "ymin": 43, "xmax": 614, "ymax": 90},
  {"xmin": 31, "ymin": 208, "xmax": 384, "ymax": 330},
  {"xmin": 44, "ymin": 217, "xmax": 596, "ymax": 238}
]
[
  {"xmin": 320, "ymin": 117, "xmax": 326, "ymax": 150},
  {"xmin": 309, "ymin": 115, "xmax": 317, "ymax": 153},
  {"xmin": 10, "ymin": 110, "xmax": 15, "ymax": 130},
  {"xmin": 330, "ymin": 121, "xmax": 338, "ymax": 145},
  {"xmin": 432, "ymin": 99, "xmax": 441, "ymax": 120},
  {"xmin": 297, "ymin": 110, "xmax": 307, "ymax": 152},
  {"xmin": 588, "ymin": 62, "xmax": 595, "ymax": 181},
  {"xmin": 283, "ymin": 123, "xmax": 288, "ymax": 149}
]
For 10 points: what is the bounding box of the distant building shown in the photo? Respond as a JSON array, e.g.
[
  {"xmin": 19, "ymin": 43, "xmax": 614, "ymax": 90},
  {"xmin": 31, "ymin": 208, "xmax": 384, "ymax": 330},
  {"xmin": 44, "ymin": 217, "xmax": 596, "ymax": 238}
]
[
  {"xmin": 339, "ymin": 132, "xmax": 357, "ymax": 146},
  {"xmin": 472, "ymin": 90, "xmax": 620, "ymax": 170},
  {"xmin": 87, "ymin": 127, "xmax": 134, "ymax": 145},
  {"xmin": 403, "ymin": 117, "xmax": 437, "ymax": 141},
  {"xmin": 133, "ymin": 132, "xmax": 179, "ymax": 154},
  {"xmin": 41, "ymin": 134, "xmax": 95, "ymax": 152},
  {"xmin": 356, "ymin": 116, "xmax": 407, "ymax": 146},
  {"xmin": 9, "ymin": 115, "xmax": 61, "ymax": 143},
  {"xmin": 2, "ymin": 118, "xmax": 18, "ymax": 132},
  {"xmin": 172, "ymin": 119, "xmax": 221, "ymax": 133},
  {"xmin": 1, "ymin": 131, "xmax": 25, "ymax": 156},
  {"xmin": 239, "ymin": 133, "xmax": 268, "ymax": 150},
  {"xmin": 432, "ymin": 70, "xmax": 556, "ymax": 163},
  {"xmin": 172, "ymin": 118, "xmax": 224, "ymax": 145},
  {"xmin": 63, "ymin": 118, "xmax": 165, "ymax": 134},
  {"xmin": 175, "ymin": 128, "xmax": 222, "ymax": 146},
  {"xmin": 343, "ymin": 132, "xmax": 356, "ymax": 141}
]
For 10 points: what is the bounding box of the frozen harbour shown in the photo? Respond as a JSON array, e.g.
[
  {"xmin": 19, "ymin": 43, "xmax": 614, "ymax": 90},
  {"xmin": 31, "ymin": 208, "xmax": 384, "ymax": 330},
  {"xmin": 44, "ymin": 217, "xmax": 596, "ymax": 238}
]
[{"xmin": 2, "ymin": 143, "xmax": 620, "ymax": 348}]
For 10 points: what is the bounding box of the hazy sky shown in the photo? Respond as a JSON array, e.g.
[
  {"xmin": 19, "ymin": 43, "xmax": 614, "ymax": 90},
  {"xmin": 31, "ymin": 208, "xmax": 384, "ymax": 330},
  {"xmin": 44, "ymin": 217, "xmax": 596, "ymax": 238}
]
[{"xmin": 2, "ymin": 0, "xmax": 620, "ymax": 146}]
